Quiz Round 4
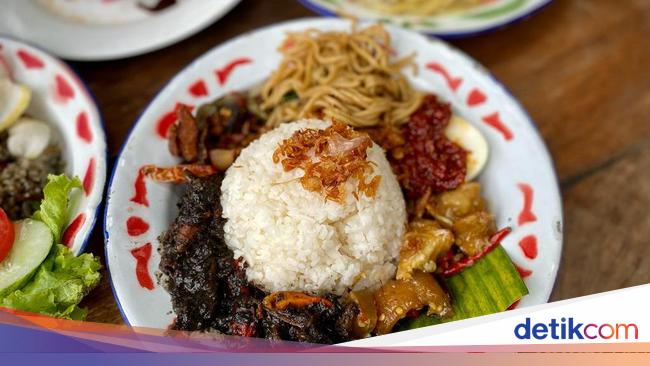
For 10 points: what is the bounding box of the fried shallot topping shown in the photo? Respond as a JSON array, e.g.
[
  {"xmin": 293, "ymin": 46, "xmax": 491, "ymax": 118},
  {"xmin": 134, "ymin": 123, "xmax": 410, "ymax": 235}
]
[
  {"xmin": 142, "ymin": 164, "xmax": 217, "ymax": 183},
  {"xmin": 273, "ymin": 121, "xmax": 381, "ymax": 203}
]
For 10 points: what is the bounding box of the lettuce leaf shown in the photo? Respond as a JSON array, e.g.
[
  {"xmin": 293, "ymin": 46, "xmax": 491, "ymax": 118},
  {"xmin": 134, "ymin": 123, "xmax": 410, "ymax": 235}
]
[
  {"xmin": 33, "ymin": 174, "xmax": 82, "ymax": 243},
  {"xmin": 0, "ymin": 175, "xmax": 100, "ymax": 320},
  {"xmin": 0, "ymin": 244, "xmax": 100, "ymax": 320}
]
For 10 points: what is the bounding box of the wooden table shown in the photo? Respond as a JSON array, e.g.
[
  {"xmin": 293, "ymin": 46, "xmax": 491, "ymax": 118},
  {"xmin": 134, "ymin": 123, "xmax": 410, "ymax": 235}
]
[{"xmin": 77, "ymin": 0, "xmax": 650, "ymax": 324}]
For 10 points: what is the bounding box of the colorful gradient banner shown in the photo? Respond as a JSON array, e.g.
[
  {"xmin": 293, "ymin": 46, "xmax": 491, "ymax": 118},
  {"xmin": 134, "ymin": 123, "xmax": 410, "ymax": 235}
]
[{"xmin": 2, "ymin": 285, "xmax": 649, "ymax": 364}]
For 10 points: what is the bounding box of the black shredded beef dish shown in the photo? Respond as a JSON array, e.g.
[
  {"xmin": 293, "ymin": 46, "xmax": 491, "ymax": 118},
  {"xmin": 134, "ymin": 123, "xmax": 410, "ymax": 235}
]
[{"xmin": 158, "ymin": 175, "xmax": 358, "ymax": 344}]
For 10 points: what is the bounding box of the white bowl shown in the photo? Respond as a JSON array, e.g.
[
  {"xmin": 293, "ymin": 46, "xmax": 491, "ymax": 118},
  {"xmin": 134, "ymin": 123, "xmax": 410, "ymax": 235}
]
[
  {"xmin": 104, "ymin": 18, "xmax": 563, "ymax": 331},
  {"xmin": 0, "ymin": 37, "xmax": 107, "ymax": 255}
]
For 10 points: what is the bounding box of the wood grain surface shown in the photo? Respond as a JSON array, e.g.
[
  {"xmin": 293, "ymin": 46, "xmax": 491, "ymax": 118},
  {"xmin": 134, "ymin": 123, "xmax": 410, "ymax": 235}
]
[{"xmin": 75, "ymin": 0, "xmax": 650, "ymax": 324}]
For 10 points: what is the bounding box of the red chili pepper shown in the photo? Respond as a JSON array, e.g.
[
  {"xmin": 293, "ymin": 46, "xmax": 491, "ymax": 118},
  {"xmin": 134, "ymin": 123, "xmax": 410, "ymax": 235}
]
[
  {"xmin": 489, "ymin": 227, "xmax": 512, "ymax": 246},
  {"xmin": 440, "ymin": 227, "xmax": 512, "ymax": 278}
]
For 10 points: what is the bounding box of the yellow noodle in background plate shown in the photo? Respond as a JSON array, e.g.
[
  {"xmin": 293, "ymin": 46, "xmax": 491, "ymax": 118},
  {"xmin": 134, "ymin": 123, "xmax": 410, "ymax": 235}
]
[
  {"xmin": 357, "ymin": 0, "xmax": 485, "ymax": 16},
  {"xmin": 260, "ymin": 24, "xmax": 423, "ymax": 128}
]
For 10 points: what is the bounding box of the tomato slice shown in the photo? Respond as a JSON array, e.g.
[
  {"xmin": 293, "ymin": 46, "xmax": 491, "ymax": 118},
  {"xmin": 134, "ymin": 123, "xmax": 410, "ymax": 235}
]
[{"xmin": 0, "ymin": 208, "xmax": 15, "ymax": 263}]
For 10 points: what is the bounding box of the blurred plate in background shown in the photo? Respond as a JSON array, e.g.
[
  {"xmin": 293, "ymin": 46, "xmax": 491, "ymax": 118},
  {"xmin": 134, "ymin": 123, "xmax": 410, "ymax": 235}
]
[
  {"xmin": 298, "ymin": 0, "xmax": 551, "ymax": 38},
  {"xmin": 0, "ymin": 0, "xmax": 241, "ymax": 61}
]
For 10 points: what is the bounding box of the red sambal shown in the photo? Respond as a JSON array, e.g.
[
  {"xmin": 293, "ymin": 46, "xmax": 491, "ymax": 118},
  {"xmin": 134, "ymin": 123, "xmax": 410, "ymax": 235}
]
[{"xmin": 399, "ymin": 95, "xmax": 467, "ymax": 197}]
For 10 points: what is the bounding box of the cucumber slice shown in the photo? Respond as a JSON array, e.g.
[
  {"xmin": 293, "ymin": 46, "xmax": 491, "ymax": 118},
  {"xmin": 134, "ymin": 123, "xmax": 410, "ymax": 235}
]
[
  {"xmin": 445, "ymin": 245, "xmax": 528, "ymax": 319},
  {"xmin": 0, "ymin": 219, "xmax": 53, "ymax": 295}
]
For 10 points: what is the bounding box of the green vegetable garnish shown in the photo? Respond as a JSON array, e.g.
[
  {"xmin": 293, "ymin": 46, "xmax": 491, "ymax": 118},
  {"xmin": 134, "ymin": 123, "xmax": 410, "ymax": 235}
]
[
  {"xmin": 33, "ymin": 174, "xmax": 82, "ymax": 243},
  {"xmin": 0, "ymin": 245, "xmax": 100, "ymax": 320},
  {"xmin": 399, "ymin": 245, "xmax": 528, "ymax": 330},
  {"xmin": 281, "ymin": 90, "xmax": 299, "ymax": 102},
  {"xmin": 0, "ymin": 174, "xmax": 101, "ymax": 320}
]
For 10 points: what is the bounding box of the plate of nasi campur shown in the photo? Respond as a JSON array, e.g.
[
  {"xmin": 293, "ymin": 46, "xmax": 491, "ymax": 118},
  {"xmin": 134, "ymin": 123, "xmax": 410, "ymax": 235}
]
[
  {"xmin": 0, "ymin": 37, "xmax": 106, "ymax": 320},
  {"xmin": 299, "ymin": 0, "xmax": 552, "ymax": 38},
  {"xmin": 104, "ymin": 18, "xmax": 562, "ymax": 344}
]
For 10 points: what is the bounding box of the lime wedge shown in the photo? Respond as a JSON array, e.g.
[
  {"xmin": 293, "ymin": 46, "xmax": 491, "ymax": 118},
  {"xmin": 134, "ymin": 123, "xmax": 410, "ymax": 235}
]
[{"xmin": 0, "ymin": 78, "xmax": 32, "ymax": 132}]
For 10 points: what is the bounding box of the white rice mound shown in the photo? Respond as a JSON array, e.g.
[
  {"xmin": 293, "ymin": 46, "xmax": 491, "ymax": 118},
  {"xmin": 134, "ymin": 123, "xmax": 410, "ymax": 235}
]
[{"xmin": 221, "ymin": 119, "xmax": 407, "ymax": 295}]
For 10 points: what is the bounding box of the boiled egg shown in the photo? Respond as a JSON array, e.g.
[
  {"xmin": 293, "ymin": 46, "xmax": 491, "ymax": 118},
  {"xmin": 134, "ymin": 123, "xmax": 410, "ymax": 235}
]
[{"xmin": 444, "ymin": 115, "xmax": 489, "ymax": 181}]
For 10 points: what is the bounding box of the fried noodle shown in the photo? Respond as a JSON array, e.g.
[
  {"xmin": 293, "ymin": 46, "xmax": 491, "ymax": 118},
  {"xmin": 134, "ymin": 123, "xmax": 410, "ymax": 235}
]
[{"xmin": 260, "ymin": 24, "xmax": 423, "ymax": 128}]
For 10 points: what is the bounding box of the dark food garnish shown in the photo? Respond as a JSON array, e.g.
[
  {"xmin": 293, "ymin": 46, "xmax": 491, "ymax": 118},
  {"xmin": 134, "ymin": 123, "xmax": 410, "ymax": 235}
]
[
  {"xmin": 158, "ymin": 175, "xmax": 358, "ymax": 343},
  {"xmin": 167, "ymin": 93, "xmax": 266, "ymax": 169},
  {"xmin": 168, "ymin": 105, "xmax": 202, "ymax": 163}
]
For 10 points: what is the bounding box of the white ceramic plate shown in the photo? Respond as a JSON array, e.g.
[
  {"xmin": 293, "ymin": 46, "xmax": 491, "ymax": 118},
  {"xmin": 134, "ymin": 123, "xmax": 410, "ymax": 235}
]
[
  {"xmin": 0, "ymin": 0, "xmax": 241, "ymax": 61},
  {"xmin": 104, "ymin": 18, "xmax": 563, "ymax": 330},
  {"xmin": 0, "ymin": 37, "xmax": 107, "ymax": 255},
  {"xmin": 299, "ymin": 0, "xmax": 552, "ymax": 38}
]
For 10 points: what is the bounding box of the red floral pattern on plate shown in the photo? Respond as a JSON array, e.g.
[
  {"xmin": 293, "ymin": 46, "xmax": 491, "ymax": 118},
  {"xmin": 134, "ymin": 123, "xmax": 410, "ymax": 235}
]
[
  {"xmin": 188, "ymin": 79, "xmax": 208, "ymax": 97},
  {"xmin": 126, "ymin": 216, "xmax": 150, "ymax": 237},
  {"xmin": 130, "ymin": 243, "xmax": 154, "ymax": 290},
  {"xmin": 16, "ymin": 49, "xmax": 44, "ymax": 69},
  {"xmin": 83, "ymin": 158, "xmax": 96, "ymax": 196},
  {"xmin": 467, "ymin": 88, "xmax": 487, "ymax": 106},
  {"xmin": 426, "ymin": 62, "xmax": 462, "ymax": 91},
  {"xmin": 514, "ymin": 263, "xmax": 533, "ymax": 278},
  {"xmin": 215, "ymin": 58, "xmax": 252, "ymax": 85},
  {"xmin": 76, "ymin": 111, "xmax": 93, "ymax": 143},
  {"xmin": 517, "ymin": 183, "xmax": 537, "ymax": 226},
  {"xmin": 130, "ymin": 167, "xmax": 149, "ymax": 207},
  {"xmin": 482, "ymin": 112, "xmax": 514, "ymax": 141},
  {"xmin": 519, "ymin": 234, "xmax": 538, "ymax": 259},
  {"xmin": 53, "ymin": 74, "xmax": 75, "ymax": 104},
  {"xmin": 62, "ymin": 213, "xmax": 86, "ymax": 247}
]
